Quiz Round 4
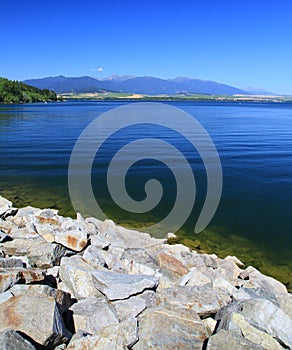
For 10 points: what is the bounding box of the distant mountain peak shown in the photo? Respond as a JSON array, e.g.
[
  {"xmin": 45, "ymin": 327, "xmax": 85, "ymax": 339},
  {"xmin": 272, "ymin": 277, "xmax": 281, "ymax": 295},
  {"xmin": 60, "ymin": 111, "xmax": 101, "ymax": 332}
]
[
  {"xmin": 98, "ymin": 75, "xmax": 136, "ymax": 81},
  {"xmin": 23, "ymin": 74, "xmax": 251, "ymax": 95}
]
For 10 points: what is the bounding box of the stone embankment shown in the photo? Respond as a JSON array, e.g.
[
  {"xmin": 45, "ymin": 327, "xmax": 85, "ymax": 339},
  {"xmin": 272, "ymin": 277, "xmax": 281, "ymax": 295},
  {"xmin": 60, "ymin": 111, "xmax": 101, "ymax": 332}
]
[{"xmin": 0, "ymin": 195, "xmax": 291, "ymax": 349}]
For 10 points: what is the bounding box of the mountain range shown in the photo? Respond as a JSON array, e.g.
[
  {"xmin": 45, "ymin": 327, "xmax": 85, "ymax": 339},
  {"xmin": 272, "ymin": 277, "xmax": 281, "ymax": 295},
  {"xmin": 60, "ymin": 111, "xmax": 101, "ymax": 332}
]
[{"xmin": 23, "ymin": 75, "xmax": 273, "ymax": 96}]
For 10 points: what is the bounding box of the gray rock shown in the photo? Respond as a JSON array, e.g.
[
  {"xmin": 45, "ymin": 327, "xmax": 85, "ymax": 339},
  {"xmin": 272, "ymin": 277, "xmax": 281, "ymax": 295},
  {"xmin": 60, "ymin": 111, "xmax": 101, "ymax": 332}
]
[
  {"xmin": 92, "ymin": 269, "xmax": 158, "ymax": 300},
  {"xmin": 71, "ymin": 296, "xmax": 119, "ymax": 333},
  {"xmin": 0, "ymin": 288, "xmax": 71, "ymax": 347},
  {"xmin": 157, "ymin": 285, "xmax": 231, "ymax": 317},
  {"xmin": 90, "ymin": 234, "xmax": 111, "ymax": 249},
  {"xmin": 239, "ymin": 266, "xmax": 287, "ymax": 294},
  {"xmin": 0, "ymin": 196, "xmax": 13, "ymax": 217},
  {"xmin": 0, "ymin": 257, "xmax": 23, "ymax": 268},
  {"xmin": 59, "ymin": 256, "xmax": 103, "ymax": 299},
  {"xmin": 67, "ymin": 319, "xmax": 138, "ymax": 349},
  {"xmin": 232, "ymin": 287, "xmax": 280, "ymax": 307},
  {"xmin": 217, "ymin": 312, "xmax": 284, "ymax": 350},
  {"xmin": 113, "ymin": 248, "xmax": 161, "ymax": 277},
  {"xmin": 276, "ymin": 292, "xmax": 292, "ymax": 318},
  {"xmin": 95, "ymin": 219, "xmax": 165, "ymax": 249},
  {"xmin": 8, "ymin": 284, "xmax": 71, "ymax": 315},
  {"xmin": 2, "ymin": 238, "xmax": 66, "ymax": 268},
  {"xmin": 139, "ymin": 289, "xmax": 157, "ymax": 308},
  {"xmin": 113, "ymin": 295, "xmax": 147, "ymax": 321},
  {"xmin": 216, "ymin": 299, "xmax": 292, "ymax": 348},
  {"xmin": 206, "ymin": 330, "xmax": 264, "ymax": 350},
  {"xmin": 180, "ymin": 267, "xmax": 211, "ymax": 287},
  {"xmin": 133, "ymin": 303, "xmax": 207, "ymax": 350},
  {"xmin": 0, "ymin": 329, "xmax": 36, "ymax": 350},
  {"xmin": 96, "ymin": 319, "xmax": 138, "ymax": 348},
  {"xmin": 96, "ymin": 245, "xmax": 125, "ymax": 270},
  {"xmin": 0, "ymin": 267, "xmax": 45, "ymax": 293},
  {"xmin": 0, "ymin": 290, "xmax": 13, "ymax": 304},
  {"xmin": 0, "ymin": 269, "xmax": 20, "ymax": 293},
  {"xmin": 82, "ymin": 245, "xmax": 105, "ymax": 268},
  {"xmin": 67, "ymin": 334, "xmax": 126, "ymax": 350}
]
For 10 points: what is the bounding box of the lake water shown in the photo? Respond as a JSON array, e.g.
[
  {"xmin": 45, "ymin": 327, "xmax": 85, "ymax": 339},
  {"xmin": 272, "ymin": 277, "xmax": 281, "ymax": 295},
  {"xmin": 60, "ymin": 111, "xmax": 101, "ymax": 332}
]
[{"xmin": 0, "ymin": 101, "xmax": 291, "ymax": 285}]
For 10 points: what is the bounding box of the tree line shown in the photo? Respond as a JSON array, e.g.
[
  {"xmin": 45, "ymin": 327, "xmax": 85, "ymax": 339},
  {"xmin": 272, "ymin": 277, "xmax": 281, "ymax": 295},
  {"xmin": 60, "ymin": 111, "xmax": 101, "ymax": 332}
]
[{"xmin": 0, "ymin": 77, "xmax": 58, "ymax": 103}]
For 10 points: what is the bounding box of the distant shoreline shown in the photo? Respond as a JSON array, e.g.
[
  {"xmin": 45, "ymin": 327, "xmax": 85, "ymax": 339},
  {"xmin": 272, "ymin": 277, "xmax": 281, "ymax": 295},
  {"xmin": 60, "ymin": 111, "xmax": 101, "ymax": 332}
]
[{"xmin": 58, "ymin": 92, "xmax": 292, "ymax": 103}]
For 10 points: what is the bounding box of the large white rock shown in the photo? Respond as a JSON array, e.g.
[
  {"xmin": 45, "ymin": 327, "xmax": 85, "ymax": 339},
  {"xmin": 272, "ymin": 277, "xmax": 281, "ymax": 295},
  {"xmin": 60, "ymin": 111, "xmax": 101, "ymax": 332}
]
[
  {"xmin": 113, "ymin": 295, "xmax": 147, "ymax": 321},
  {"xmin": 216, "ymin": 299, "xmax": 292, "ymax": 349},
  {"xmin": 206, "ymin": 329, "xmax": 264, "ymax": 350},
  {"xmin": 0, "ymin": 197, "xmax": 13, "ymax": 217},
  {"xmin": 218, "ymin": 312, "xmax": 284, "ymax": 350},
  {"xmin": 239, "ymin": 266, "xmax": 287, "ymax": 294},
  {"xmin": 157, "ymin": 285, "xmax": 231, "ymax": 317},
  {"xmin": 92, "ymin": 269, "xmax": 158, "ymax": 300},
  {"xmin": 133, "ymin": 303, "xmax": 207, "ymax": 350},
  {"xmin": 59, "ymin": 256, "xmax": 102, "ymax": 299},
  {"xmin": 71, "ymin": 296, "xmax": 119, "ymax": 333},
  {"xmin": 67, "ymin": 319, "xmax": 138, "ymax": 349}
]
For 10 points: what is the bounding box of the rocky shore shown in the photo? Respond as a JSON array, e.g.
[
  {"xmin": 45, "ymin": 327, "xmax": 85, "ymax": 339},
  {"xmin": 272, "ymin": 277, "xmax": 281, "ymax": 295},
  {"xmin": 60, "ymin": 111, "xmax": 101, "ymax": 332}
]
[{"xmin": 0, "ymin": 195, "xmax": 291, "ymax": 349}]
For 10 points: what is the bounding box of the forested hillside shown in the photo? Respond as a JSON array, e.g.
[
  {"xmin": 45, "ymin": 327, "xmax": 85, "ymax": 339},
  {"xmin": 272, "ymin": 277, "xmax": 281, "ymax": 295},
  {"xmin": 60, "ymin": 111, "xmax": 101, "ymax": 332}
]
[{"xmin": 0, "ymin": 77, "xmax": 57, "ymax": 103}]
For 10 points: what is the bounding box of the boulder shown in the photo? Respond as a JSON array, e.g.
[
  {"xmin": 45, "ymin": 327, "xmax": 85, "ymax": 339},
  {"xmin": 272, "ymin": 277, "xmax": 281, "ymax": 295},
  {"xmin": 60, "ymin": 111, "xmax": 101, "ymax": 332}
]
[
  {"xmin": 59, "ymin": 256, "xmax": 102, "ymax": 299},
  {"xmin": 232, "ymin": 287, "xmax": 280, "ymax": 306},
  {"xmin": 92, "ymin": 269, "xmax": 158, "ymax": 300},
  {"xmin": 2, "ymin": 238, "xmax": 66, "ymax": 268},
  {"xmin": 206, "ymin": 330, "xmax": 264, "ymax": 350},
  {"xmin": 157, "ymin": 285, "xmax": 231, "ymax": 317},
  {"xmin": 96, "ymin": 319, "xmax": 138, "ymax": 348},
  {"xmin": 94, "ymin": 219, "xmax": 165, "ymax": 249},
  {"xmin": 217, "ymin": 312, "xmax": 284, "ymax": 350},
  {"xmin": 156, "ymin": 252, "xmax": 189, "ymax": 277},
  {"xmin": 0, "ymin": 269, "xmax": 20, "ymax": 293},
  {"xmin": 67, "ymin": 334, "xmax": 126, "ymax": 350},
  {"xmin": 55, "ymin": 229, "xmax": 88, "ymax": 252},
  {"xmin": 113, "ymin": 295, "xmax": 147, "ymax": 321},
  {"xmin": 276, "ymin": 292, "xmax": 292, "ymax": 318},
  {"xmin": 216, "ymin": 299, "xmax": 292, "ymax": 348},
  {"xmin": 71, "ymin": 296, "xmax": 119, "ymax": 334},
  {"xmin": 0, "ymin": 196, "xmax": 13, "ymax": 217},
  {"xmin": 112, "ymin": 248, "xmax": 161, "ymax": 277},
  {"xmin": 0, "ymin": 267, "xmax": 45, "ymax": 293},
  {"xmin": 0, "ymin": 329, "xmax": 36, "ymax": 350},
  {"xmin": 133, "ymin": 303, "xmax": 207, "ymax": 349},
  {"xmin": 239, "ymin": 266, "xmax": 287, "ymax": 294},
  {"xmin": 82, "ymin": 245, "xmax": 106, "ymax": 268},
  {"xmin": 0, "ymin": 287, "xmax": 71, "ymax": 347},
  {"xmin": 179, "ymin": 267, "xmax": 211, "ymax": 287}
]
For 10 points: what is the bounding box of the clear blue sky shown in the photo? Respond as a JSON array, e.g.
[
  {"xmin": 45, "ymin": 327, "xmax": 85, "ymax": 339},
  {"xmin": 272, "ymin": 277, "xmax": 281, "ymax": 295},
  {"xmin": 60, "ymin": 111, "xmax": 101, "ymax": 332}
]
[{"xmin": 1, "ymin": 0, "xmax": 292, "ymax": 94}]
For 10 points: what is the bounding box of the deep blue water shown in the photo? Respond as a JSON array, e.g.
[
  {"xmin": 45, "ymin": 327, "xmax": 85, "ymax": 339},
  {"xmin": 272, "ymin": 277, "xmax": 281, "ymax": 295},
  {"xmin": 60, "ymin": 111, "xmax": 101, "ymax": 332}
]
[{"xmin": 0, "ymin": 101, "xmax": 291, "ymax": 267}]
